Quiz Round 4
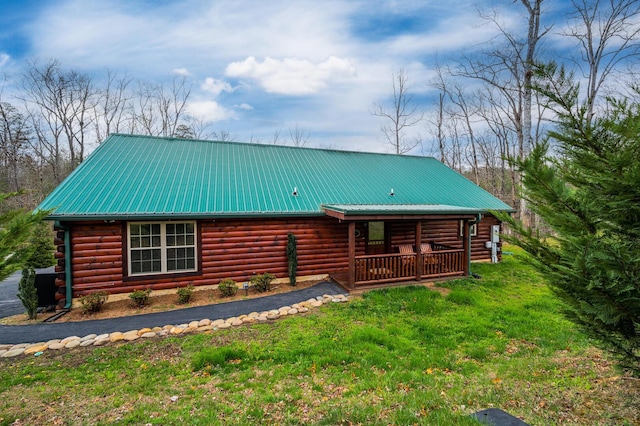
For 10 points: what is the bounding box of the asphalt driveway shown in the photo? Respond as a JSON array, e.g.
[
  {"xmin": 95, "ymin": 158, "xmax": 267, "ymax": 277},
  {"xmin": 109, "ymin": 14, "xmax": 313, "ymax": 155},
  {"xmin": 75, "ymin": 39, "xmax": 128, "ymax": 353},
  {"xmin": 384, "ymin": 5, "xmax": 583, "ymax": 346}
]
[
  {"xmin": 0, "ymin": 270, "xmax": 25, "ymax": 319},
  {"xmin": 0, "ymin": 281, "xmax": 346, "ymax": 345}
]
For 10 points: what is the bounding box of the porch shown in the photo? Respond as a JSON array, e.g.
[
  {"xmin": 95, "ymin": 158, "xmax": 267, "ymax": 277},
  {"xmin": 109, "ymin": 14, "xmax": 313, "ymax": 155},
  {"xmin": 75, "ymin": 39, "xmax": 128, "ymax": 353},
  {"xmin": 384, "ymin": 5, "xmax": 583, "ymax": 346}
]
[
  {"xmin": 323, "ymin": 204, "xmax": 481, "ymax": 290},
  {"xmin": 331, "ymin": 244, "xmax": 465, "ymax": 288}
]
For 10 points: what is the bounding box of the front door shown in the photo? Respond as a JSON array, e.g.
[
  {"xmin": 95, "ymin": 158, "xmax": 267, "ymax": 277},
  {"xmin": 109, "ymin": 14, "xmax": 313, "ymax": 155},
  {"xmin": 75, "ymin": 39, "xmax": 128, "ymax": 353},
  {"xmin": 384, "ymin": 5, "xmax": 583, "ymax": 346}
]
[{"xmin": 366, "ymin": 221, "xmax": 386, "ymax": 254}]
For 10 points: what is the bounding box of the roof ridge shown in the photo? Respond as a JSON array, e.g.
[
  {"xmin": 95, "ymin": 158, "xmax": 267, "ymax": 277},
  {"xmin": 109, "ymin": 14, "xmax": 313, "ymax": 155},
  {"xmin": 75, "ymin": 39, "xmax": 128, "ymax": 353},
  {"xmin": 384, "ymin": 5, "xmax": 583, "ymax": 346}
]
[{"xmin": 108, "ymin": 133, "xmax": 437, "ymax": 160}]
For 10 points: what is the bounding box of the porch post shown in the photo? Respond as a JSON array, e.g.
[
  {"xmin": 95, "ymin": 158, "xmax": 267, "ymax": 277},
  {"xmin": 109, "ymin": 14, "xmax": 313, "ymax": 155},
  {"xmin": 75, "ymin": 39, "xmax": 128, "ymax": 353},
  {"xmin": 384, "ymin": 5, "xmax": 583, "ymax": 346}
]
[
  {"xmin": 348, "ymin": 221, "xmax": 356, "ymax": 288},
  {"xmin": 462, "ymin": 219, "xmax": 470, "ymax": 276},
  {"xmin": 415, "ymin": 220, "xmax": 422, "ymax": 281}
]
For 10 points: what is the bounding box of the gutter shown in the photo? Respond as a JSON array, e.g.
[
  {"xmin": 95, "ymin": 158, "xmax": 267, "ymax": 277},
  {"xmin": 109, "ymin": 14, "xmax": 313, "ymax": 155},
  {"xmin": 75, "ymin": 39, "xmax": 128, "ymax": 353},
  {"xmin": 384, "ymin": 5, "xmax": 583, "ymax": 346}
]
[
  {"xmin": 54, "ymin": 220, "xmax": 72, "ymax": 310},
  {"xmin": 44, "ymin": 211, "xmax": 326, "ymax": 221}
]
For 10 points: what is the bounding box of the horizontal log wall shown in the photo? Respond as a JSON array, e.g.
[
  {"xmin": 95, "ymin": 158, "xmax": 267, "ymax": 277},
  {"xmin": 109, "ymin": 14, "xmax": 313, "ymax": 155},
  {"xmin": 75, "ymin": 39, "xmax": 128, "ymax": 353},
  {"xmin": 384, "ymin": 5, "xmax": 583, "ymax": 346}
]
[
  {"xmin": 69, "ymin": 217, "xmax": 352, "ymax": 296},
  {"xmin": 199, "ymin": 218, "xmax": 351, "ymax": 285},
  {"xmin": 66, "ymin": 215, "xmax": 502, "ymax": 297},
  {"xmin": 387, "ymin": 215, "xmax": 499, "ymax": 262},
  {"xmin": 70, "ymin": 222, "xmax": 124, "ymax": 296},
  {"xmin": 475, "ymin": 215, "xmax": 501, "ymax": 262}
]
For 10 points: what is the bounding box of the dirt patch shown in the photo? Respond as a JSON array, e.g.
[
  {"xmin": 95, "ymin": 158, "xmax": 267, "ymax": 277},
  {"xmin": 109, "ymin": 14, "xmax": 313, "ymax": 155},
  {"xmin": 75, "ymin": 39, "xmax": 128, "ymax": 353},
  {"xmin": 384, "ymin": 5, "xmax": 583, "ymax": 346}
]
[{"xmin": 1, "ymin": 279, "xmax": 327, "ymax": 325}]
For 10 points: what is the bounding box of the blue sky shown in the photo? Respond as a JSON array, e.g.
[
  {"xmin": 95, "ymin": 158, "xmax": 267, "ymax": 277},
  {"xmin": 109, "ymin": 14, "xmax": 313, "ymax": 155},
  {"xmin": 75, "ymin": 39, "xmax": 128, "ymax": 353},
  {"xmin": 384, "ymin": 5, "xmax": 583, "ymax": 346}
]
[{"xmin": 0, "ymin": 0, "xmax": 571, "ymax": 153}]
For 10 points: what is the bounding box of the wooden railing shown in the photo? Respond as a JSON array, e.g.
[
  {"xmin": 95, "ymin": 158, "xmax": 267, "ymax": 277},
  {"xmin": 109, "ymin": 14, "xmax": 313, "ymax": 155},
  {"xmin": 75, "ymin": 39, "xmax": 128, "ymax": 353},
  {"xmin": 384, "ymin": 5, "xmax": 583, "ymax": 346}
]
[
  {"xmin": 355, "ymin": 253, "xmax": 416, "ymax": 284},
  {"xmin": 354, "ymin": 249, "xmax": 465, "ymax": 286},
  {"xmin": 423, "ymin": 249, "xmax": 465, "ymax": 277}
]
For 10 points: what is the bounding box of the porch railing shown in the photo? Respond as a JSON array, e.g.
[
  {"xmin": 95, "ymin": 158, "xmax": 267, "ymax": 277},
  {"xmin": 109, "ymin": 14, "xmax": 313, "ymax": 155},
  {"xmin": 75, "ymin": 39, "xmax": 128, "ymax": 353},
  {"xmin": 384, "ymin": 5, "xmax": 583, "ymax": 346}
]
[
  {"xmin": 423, "ymin": 249, "xmax": 465, "ymax": 277},
  {"xmin": 354, "ymin": 248, "xmax": 465, "ymax": 286},
  {"xmin": 355, "ymin": 253, "xmax": 416, "ymax": 284}
]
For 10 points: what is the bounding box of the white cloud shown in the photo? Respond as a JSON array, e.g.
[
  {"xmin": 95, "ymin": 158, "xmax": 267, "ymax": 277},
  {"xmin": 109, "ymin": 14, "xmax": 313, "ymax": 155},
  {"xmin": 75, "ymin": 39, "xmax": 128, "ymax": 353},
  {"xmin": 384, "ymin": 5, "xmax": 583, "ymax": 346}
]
[
  {"xmin": 0, "ymin": 53, "xmax": 10, "ymax": 68},
  {"xmin": 236, "ymin": 103, "xmax": 253, "ymax": 110},
  {"xmin": 225, "ymin": 56, "xmax": 357, "ymax": 95},
  {"xmin": 201, "ymin": 77, "xmax": 233, "ymax": 96},
  {"xmin": 172, "ymin": 67, "xmax": 190, "ymax": 76},
  {"xmin": 187, "ymin": 100, "xmax": 234, "ymax": 122}
]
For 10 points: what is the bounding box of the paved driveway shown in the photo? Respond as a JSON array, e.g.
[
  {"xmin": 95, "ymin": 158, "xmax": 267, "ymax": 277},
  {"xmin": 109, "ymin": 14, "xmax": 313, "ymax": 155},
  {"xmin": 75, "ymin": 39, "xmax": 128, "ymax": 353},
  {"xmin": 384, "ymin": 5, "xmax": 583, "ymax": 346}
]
[
  {"xmin": 0, "ymin": 270, "xmax": 24, "ymax": 318},
  {"xmin": 0, "ymin": 267, "xmax": 57, "ymax": 319},
  {"xmin": 0, "ymin": 281, "xmax": 347, "ymax": 345}
]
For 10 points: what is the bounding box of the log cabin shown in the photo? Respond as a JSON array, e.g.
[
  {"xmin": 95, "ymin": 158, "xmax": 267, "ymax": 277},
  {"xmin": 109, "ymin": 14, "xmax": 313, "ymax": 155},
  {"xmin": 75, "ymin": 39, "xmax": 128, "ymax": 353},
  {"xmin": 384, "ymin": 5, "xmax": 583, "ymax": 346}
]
[{"xmin": 37, "ymin": 134, "xmax": 514, "ymax": 309}]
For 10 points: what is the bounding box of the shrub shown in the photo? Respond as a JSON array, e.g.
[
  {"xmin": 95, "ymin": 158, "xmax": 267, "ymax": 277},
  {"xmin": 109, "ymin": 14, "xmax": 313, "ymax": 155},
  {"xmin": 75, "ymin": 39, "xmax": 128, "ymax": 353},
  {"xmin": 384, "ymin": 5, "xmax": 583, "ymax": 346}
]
[
  {"xmin": 176, "ymin": 285, "xmax": 194, "ymax": 304},
  {"xmin": 287, "ymin": 233, "xmax": 297, "ymax": 286},
  {"xmin": 250, "ymin": 273, "xmax": 276, "ymax": 293},
  {"xmin": 129, "ymin": 288, "xmax": 152, "ymax": 308},
  {"xmin": 79, "ymin": 291, "xmax": 109, "ymax": 314},
  {"xmin": 17, "ymin": 267, "xmax": 38, "ymax": 320},
  {"xmin": 218, "ymin": 279, "xmax": 238, "ymax": 297}
]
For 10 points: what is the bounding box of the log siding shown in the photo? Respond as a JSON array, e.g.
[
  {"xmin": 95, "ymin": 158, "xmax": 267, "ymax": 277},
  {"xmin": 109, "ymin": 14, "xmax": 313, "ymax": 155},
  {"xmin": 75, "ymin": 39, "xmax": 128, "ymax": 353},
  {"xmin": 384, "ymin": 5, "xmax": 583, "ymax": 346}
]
[{"xmin": 58, "ymin": 214, "xmax": 501, "ymax": 301}]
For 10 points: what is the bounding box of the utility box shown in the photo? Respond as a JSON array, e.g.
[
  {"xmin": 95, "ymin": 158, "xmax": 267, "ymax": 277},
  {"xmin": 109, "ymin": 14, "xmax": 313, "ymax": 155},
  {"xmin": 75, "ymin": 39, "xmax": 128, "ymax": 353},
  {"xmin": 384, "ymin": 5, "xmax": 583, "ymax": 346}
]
[
  {"xmin": 490, "ymin": 225, "xmax": 501, "ymax": 263},
  {"xmin": 34, "ymin": 268, "xmax": 57, "ymax": 308}
]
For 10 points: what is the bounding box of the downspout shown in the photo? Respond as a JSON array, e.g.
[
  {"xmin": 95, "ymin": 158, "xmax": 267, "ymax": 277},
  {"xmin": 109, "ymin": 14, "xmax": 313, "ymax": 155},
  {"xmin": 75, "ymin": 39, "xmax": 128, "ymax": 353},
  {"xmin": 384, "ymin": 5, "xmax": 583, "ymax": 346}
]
[{"xmin": 54, "ymin": 221, "xmax": 73, "ymax": 309}]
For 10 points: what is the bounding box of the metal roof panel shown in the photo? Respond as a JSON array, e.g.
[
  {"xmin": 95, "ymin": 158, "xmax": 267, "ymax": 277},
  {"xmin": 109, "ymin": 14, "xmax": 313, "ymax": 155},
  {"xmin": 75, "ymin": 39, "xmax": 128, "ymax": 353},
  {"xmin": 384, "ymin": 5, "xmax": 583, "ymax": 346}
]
[{"xmin": 37, "ymin": 134, "xmax": 514, "ymax": 219}]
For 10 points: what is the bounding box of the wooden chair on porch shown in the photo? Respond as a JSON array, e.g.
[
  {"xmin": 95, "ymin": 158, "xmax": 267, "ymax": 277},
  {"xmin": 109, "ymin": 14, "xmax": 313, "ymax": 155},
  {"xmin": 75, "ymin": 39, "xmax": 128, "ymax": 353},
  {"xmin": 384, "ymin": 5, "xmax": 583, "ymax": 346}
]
[
  {"xmin": 399, "ymin": 244, "xmax": 414, "ymax": 256},
  {"xmin": 398, "ymin": 244, "xmax": 416, "ymax": 273},
  {"xmin": 421, "ymin": 242, "xmax": 442, "ymax": 275}
]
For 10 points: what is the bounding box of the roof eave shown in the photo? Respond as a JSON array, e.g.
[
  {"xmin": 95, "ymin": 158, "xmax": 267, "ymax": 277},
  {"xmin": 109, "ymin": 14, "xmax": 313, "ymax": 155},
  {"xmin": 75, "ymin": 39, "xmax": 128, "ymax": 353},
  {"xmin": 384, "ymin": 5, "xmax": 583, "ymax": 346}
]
[{"xmin": 46, "ymin": 211, "xmax": 325, "ymax": 221}]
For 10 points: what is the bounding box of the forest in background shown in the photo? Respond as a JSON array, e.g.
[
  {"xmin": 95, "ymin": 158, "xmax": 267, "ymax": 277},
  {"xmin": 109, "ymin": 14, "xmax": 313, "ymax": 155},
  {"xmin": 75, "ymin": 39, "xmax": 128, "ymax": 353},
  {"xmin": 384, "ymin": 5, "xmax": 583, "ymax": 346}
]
[{"xmin": 1, "ymin": 0, "xmax": 639, "ymax": 224}]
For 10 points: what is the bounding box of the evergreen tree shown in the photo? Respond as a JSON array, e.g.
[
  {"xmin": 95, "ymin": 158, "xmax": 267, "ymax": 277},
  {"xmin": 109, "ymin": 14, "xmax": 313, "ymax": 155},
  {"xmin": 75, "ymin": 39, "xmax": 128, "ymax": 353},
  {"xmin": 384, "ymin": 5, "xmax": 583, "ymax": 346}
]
[
  {"xmin": 26, "ymin": 221, "xmax": 55, "ymax": 269},
  {"xmin": 0, "ymin": 192, "xmax": 50, "ymax": 281},
  {"xmin": 499, "ymin": 68, "xmax": 640, "ymax": 372},
  {"xmin": 287, "ymin": 233, "xmax": 297, "ymax": 286},
  {"xmin": 17, "ymin": 267, "xmax": 38, "ymax": 320}
]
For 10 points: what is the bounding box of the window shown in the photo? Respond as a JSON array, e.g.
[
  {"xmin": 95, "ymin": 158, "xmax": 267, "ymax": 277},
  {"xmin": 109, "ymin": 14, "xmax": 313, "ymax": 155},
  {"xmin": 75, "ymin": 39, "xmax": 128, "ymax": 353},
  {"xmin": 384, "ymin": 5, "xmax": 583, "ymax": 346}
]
[
  {"xmin": 459, "ymin": 220, "xmax": 477, "ymax": 237},
  {"xmin": 128, "ymin": 222, "xmax": 197, "ymax": 276}
]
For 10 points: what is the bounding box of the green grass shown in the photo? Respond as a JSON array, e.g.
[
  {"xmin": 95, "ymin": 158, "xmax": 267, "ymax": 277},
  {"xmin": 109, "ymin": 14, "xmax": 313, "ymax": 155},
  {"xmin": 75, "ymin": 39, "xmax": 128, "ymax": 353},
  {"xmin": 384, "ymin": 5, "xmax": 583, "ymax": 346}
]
[{"xmin": 0, "ymin": 247, "xmax": 638, "ymax": 425}]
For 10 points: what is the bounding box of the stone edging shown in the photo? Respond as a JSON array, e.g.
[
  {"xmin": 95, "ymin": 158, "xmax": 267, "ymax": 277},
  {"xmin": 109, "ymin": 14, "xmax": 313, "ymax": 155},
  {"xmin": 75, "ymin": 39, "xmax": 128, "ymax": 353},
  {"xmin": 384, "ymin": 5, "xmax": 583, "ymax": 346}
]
[{"xmin": 0, "ymin": 294, "xmax": 349, "ymax": 358}]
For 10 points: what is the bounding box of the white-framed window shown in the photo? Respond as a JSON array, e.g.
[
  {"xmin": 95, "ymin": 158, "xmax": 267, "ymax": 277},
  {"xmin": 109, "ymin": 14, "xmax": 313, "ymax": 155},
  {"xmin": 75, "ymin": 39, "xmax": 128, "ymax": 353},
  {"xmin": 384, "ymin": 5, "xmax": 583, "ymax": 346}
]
[
  {"xmin": 459, "ymin": 220, "xmax": 478, "ymax": 237},
  {"xmin": 128, "ymin": 222, "xmax": 197, "ymax": 276}
]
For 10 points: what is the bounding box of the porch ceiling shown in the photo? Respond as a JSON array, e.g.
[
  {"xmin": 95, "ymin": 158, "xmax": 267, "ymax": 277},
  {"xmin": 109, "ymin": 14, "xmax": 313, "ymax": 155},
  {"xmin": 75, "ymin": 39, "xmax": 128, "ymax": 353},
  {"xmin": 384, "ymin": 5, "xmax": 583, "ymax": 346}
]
[{"xmin": 322, "ymin": 204, "xmax": 483, "ymax": 221}]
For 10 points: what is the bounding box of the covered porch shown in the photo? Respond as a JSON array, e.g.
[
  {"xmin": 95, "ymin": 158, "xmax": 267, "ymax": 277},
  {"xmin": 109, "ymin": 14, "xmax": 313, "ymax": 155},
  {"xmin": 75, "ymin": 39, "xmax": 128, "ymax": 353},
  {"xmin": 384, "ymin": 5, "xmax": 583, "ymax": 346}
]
[{"xmin": 323, "ymin": 204, "xmax": 482, "ymax": 289}]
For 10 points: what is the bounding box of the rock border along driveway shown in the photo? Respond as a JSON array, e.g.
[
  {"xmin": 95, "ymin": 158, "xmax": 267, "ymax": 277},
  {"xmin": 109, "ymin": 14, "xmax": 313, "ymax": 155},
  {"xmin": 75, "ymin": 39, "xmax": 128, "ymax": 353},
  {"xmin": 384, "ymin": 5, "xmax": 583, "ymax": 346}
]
[{"xmin": 0, "ymin": 294, "xmax": 349, "ymax": 358}]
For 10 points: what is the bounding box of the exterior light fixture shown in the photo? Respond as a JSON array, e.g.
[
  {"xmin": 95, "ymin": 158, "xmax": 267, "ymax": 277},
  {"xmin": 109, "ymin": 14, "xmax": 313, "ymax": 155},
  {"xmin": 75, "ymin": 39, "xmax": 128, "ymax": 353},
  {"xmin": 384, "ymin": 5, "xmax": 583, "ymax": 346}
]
[
  {"xmin": 243, "ymin": 282, "xmax": 249, "ymax": 295},
  {"xmin": 292, "ymin": 187, "xmax": 298, "ymax": 196},
  {"xmin": 389, "ymin": 188, "xmax": 394, "ymax": 196}
]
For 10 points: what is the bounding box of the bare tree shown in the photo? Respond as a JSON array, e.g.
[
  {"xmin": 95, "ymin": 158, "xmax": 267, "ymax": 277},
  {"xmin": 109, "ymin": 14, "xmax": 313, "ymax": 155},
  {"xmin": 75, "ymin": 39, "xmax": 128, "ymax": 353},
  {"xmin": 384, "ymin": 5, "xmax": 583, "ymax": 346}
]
[
  {"xmin": 454, "ymin": 0, "xmax": 549, "ymax": 223},
  {"xmin": 131, "ymin": 76, "xmax": 192, "ymax": 137},
  {"xmin": 210, "ymin": 130, "xmax": 235, "ymax": 141},
  {"xmin": 371, "ymin": 68, "xmax": 423, "ymax": 154},
  {"xmin": 0, "ymin": 101, "xmax": 30, "ymax": 192},
  {"xmin": 288, "ymin": 124, "xmax": 310, "ymax": 147},
  {"xmin": 20, "ymin": 59, "xmax": 97, "ymax": 180},
  {"xmin": 93, "ymin": 70, "xmax": 132, "ymax": 142},
  {"xmin": 270, "ymin": 130, "xmax": 282, "ymax": 145},
  {"xmin": 447, "ymin": 84, "xmax": 482, "ymax": 184},
  {"xmin": 563, "ymin": 0, "xmax": 640, "ymax": 124}
]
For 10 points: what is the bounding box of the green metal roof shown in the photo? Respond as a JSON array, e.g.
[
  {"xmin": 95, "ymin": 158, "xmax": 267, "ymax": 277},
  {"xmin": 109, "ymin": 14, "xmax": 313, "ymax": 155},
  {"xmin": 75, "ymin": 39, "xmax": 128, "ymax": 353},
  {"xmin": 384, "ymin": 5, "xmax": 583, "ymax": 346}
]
[{"xmin": 37, "ymin": 134, "xmax": 514, "ymax": 220}]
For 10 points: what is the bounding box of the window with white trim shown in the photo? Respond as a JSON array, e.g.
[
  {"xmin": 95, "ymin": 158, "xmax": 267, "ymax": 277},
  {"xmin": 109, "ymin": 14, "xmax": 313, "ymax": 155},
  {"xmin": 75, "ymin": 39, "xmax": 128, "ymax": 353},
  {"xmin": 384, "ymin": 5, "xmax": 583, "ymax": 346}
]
[
  {"xmin": 459, "ymin": 220, "xmax": 478, "ymax": 237},
  {"xmin": 128, "ymin": 222, "xmax": 197, "ymax": 276}
]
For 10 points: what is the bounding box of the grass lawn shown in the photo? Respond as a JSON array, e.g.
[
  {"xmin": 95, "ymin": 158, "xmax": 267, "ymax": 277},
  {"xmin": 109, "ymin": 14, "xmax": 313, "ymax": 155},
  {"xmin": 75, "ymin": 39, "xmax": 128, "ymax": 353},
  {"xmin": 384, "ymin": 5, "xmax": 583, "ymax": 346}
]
[{"xmin": 1, "ymin": 247, "xmax": 638, "ymax": 425}]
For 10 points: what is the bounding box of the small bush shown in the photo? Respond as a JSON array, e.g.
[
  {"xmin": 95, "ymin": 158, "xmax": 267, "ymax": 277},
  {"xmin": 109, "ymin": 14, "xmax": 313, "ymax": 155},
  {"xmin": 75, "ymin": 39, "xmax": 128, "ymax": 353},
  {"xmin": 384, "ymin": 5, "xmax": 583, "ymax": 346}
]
[
  {"xmin": 17, "ymin": 268, "xmax": 38, "ymax": 320},
  {"xmin": 129, "ymin": 288, "xmax": 152, "ymax": 308},
  {"xmin": 176, "ymin": 285, "xmax": 194, "ymax": 304},
  {"xmin": 250, "ymin": 273, "xmax": 276, "ymax": 293},
  {"xmin": 218, "ymin": 279, "xmax": 238, "ymax": 297},
  {"xmin": 79, "ymin": 291, "xmax": 109, "ymax": 314}
]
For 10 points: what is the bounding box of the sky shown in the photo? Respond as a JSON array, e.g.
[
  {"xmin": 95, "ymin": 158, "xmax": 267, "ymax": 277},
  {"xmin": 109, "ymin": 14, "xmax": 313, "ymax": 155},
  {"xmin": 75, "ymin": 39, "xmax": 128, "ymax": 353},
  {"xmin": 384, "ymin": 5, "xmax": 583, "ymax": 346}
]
[{"xmin": 0, "ymin": 0, "xmax": 572, "ymax": 154}]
